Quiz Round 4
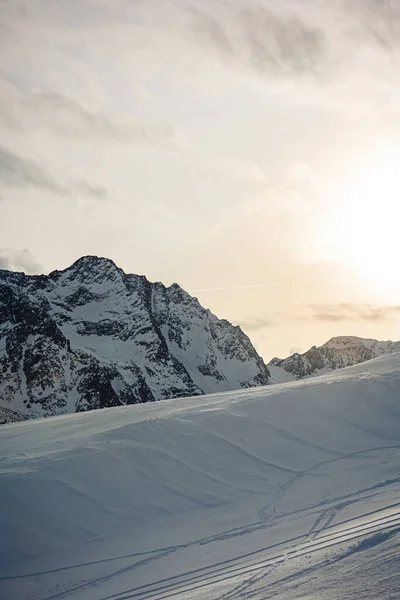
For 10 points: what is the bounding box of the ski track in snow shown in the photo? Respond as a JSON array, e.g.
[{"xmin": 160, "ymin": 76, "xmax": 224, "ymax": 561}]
[
  {"xmin": 104, "ymin": 503, "xmax": 400, "ymax": 600},
  {"xmin": 1, "ymin": 354, "xmax": 400, "ymax": 599}
]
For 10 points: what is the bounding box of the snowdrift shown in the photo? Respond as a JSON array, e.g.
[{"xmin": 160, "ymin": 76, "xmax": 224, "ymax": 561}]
[{"xmin": 1, "ymin": 354, "xmax": 400, "ymax": 599}]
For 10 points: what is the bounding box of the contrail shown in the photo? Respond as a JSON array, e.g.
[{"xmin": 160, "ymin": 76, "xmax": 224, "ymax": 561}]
[{"xmin": 191, "ymin": 282, "xmax": 278, "ymax": 293}]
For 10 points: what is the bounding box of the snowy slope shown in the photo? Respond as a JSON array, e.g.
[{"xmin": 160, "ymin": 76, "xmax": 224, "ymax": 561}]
[
  {"xmin": 269, "ymin": 335, "xmax": 400, "ymax": 381},
  {"xmin": 0, "ymin": 256, "xmax": 270, "ymax": 422},
  {"xmin": 1, "ymin": 354, "xmax": 399, "ymax": 599}
]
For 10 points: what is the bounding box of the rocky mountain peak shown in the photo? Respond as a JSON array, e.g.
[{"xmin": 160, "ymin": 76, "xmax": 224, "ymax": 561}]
[
  {"xmin": 71, "ymin": 254, "xmax": 119, "ymax": 270},
  {"xmin": 0, "ymin": 256, "xmax": 271, "ymax": 423},
  {"xmin": 49, "ymin": 255, "xmax": 123, "ymax": 285}
]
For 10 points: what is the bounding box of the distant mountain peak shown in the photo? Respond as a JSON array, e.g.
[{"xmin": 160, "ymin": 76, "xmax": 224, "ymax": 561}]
[
  {"xmin": 269, "ymin": 335, "xmax": 400, "ymax": 381},
  {"xmin": 323, "ymin": 336, "xmax": 375, "ymax": 348}
]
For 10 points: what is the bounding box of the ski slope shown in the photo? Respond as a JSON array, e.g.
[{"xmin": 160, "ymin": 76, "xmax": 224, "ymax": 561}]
[{"xmin": 1, "ymin": 354, "xmax": 400, "ymax": 599}]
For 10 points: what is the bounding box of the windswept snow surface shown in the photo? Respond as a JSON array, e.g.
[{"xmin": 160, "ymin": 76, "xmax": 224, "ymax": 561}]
[{"xmin": 1, "ymin": 354, "xmax": 400, "ymax": 599}]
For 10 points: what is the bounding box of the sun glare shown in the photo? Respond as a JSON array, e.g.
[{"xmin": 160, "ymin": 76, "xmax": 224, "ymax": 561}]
[{"xmin": 328, "ymin": 148, "xmax": 400, "ymax": 301}]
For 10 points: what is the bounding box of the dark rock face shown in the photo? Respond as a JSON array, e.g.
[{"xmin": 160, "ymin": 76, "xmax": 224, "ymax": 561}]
[
  {"xmin": 269, "ymin": 336, "xmax": 400, "ymax": 380},
  {"xmin": 0, "ymin": 256, "xmax": 270, "ymax": 422}
]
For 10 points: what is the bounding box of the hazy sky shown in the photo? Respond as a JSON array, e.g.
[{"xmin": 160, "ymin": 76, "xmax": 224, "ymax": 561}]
[{"xmin": 1, "ymin": 0, "xmax": 400, "ymax": 359}]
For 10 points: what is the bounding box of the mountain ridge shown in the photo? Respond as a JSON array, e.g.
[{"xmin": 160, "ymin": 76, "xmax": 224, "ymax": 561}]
[
  {"xmin": 2, "ymin": 255, "xmax": 399, "ymax": 422},
  {"xmin": 269, "ymin": 334, "xmax": 400, "ymax": 381},
  {"xmin": 0, "ymin": 255, "xmax": 270, "ymax": 423}
]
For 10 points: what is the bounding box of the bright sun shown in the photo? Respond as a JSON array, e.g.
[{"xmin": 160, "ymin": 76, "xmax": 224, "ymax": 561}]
[{"xmin": 327, "ymin": 148, "xmax": 400, "ymax": 301}]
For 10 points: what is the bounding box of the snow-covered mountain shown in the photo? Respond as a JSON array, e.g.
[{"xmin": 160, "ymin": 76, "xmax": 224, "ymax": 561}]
[
  {"xmin": 269, "ymin": 335, "xmax": 400, "ymax": 381},
  {"xmin": 0, "ymin": 256, "xmax": 270, "ymax": 423}
]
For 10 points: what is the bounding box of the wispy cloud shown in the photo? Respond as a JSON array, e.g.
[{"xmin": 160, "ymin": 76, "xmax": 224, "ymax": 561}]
[
  {"xmin": 0, "ymin": 145, "xmax": 63, "ymax": 193},
  {"xmin": 188, "ymin": 2, "xmax": 327, "ymax": 78},
  {"xmin": 73, "ymin": 181, "xmax": 108, "ymax": 201},
  {"xmin": 349, "ymin": 0, "xmax": 400, "ymax": 50},
  {"xmin": 0, "ymin": 79, "xmax": 183, "ymax": 149},
  {"xmin": 187, "ymin": 0, "xmax": 400, "ymax": 82},
  {"xmin": 192, "ymin": 282, "xmax": 278, "ymax": 293},
  {"xmin": 27, "ymin": 92, "xmax": 183, "ymax": 146},
  {"xmin": 309, "ymin": 303, "xmax": 400, "ymax": 322},
  {"xmin": 237, "ymin": 316, "xmax": 273, "ymax": 332},
  {"xmin": 238, "ymin": 303, "xmax": 400, "ymax": 332},
  {"xmin": 0, "ymin": 145, "xmax": 108, "ymax": 199}
]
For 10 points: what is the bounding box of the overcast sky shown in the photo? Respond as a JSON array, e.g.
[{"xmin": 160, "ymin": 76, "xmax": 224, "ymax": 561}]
[{"xmin": 1, "ymin": 0, "xmax": 400, "ymax": 359}]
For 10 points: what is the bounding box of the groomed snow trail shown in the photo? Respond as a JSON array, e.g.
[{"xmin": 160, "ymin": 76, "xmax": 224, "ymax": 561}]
[{"xmin": 1, "ymin": 354, "xmax": 400, "ymax": 599}]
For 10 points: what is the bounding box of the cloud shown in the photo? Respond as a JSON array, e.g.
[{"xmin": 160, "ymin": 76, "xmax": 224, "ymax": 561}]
[
  {"xmin": 0, "ymin": 81, "xmax": 182, "ymax": 148},
  {"xmin": 0, "ymin": 145, "xmax": 63, "ymax": 193},
  {"xmin": 188, "ymin": 2, "xmax": 327, "ymax": 78},
  {"xmin": 0, "ymin": 145, "xmax": 108, "ymax": 199},
  {"xmin": 74, "ymin": 181, "xmax": 108, "ymax": 200},
  {"xmin": 349, "ymin": 0, "xmax": 400, "ymax": 51},
  {"xmin": 238, "ymin": 303, "xmax": 400, "ymax": 333},
  {"xmin": 192, "ymin": 282, "xmax": 277, "ymax": 293},
  {"xmin": 0, "ymin": 74, "xmax": 183, "ymax": 150},
  {"xmin": 309, "ymin": 303, "xmax": 400, "ymax": 322},
  {"xmin": 190, "ymin": 10, "xmax": 233, "ymax": 56},
  {"xmin": 237, "ymin": 315, "xmax": 273, "ymax": 332},
  {"xmin": 0, "ymin": 248, "xmax": 42, "ymax": 274},
  {"xmin": 28, "ymin": 91, "xmax": 182, "ymax": 146}
]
